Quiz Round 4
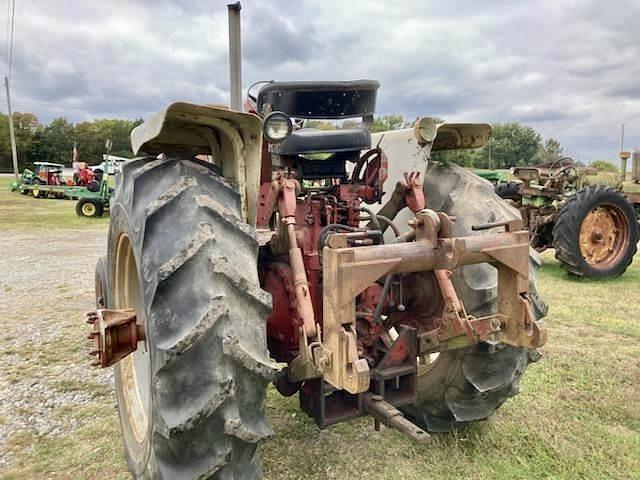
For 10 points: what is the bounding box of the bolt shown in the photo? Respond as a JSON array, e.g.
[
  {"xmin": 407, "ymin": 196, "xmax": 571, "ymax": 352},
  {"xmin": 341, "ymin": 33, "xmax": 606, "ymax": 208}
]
[
  {"xmin": 90, "ymin": 360, "xmax": 101, "ymax": 367},
  {"xmin": 89, "ymin": 350, "xmax": 99, "ymax": 356},
  {"xmin": 87, "ymin": 332, "xmax": 97, "ymax": 340},
  {"xmin": 371, "ymin": 394, "xmax": 383, "ymax": 402}
]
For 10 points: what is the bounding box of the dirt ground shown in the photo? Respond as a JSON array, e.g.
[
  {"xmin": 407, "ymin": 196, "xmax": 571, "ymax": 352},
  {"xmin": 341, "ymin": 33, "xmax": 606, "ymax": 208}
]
[
  {"xmin": 0, "ymin": 229, "xmax": 114, "ymax": 473},
  {"xmin": 1, "ymin": 184, "xmax": 639, "ymax": 479}
]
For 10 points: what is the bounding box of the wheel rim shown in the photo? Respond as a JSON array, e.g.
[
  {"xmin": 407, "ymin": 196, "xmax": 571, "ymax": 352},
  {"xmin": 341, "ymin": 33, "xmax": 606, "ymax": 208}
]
[
  {"xmin": 82, "ymin": 202, "xmax": 96, "ymax": 216},
  {"xmin": 114, "ymin": 234, "xmax": 150, "ymax": 449},
  {"xmin": 579, "ymin": 203, "xmax": 630, "ymax": 270}
]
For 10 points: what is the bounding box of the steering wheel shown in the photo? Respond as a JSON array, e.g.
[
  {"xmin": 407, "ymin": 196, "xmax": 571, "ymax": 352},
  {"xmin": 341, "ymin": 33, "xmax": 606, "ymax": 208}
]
[{"xmin": 247, "ymin": 80, "xmax": 274, "ymax": 102}]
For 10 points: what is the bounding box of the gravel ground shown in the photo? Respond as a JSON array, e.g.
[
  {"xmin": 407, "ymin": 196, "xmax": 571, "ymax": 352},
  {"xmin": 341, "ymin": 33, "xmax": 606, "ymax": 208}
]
[{"xmin": 0, "ymin": 228, "xmax": 111, "ymax": 471}]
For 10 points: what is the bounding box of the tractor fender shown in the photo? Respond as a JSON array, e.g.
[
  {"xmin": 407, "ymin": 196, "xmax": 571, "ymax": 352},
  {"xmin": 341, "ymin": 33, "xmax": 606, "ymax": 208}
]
[{"xmin": 130, "ymin": 102, "xmax": 263, "ymax": 226}]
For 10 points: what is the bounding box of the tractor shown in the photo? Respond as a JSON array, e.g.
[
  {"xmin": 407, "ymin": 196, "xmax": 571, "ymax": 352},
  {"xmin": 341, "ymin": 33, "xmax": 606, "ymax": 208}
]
[
  {"xmin": 72, "ymin": 161, "xmax": 102, "ymax": 191},
  {"xmin": 495, "ymin": 157, "xmax": 639, "ymax": 278},
  {"xmin": 86, "ymin": 5, "xmax": 547, "ymax": 479}
]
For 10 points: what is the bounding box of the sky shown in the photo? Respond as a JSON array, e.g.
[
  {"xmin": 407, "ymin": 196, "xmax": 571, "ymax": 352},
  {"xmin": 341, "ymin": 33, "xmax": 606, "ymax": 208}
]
[{"xmin": 2, "ymin": 0, "xmax": 639, "ymax": 162}]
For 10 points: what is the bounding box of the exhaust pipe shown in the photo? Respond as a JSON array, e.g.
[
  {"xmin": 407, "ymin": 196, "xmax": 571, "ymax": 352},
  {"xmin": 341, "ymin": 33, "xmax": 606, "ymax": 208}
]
[{"xmin": 227, "ymin": 2, "xmax": 242, "ymax": 111}]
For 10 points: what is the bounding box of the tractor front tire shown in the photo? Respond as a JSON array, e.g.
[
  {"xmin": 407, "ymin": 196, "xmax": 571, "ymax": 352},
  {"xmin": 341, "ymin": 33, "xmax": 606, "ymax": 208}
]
[
  {"xmin": 76, "ymin": 199, "xmax": 104, "ymax": 218},
  {"xmin": 402, "ymin": 163, "xmax": 547, "ymax": 432},
  {"xmin": 552, "ymin": 185, "xmax": 639, "ymax": 278},
  {"xmin": 106, "ymin": 157, "xmax": 275, "ymax": 480}
]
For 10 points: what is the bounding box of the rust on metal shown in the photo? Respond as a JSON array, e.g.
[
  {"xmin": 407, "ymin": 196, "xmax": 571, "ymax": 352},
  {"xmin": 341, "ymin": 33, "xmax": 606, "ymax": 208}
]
[
  {"xmin": 402, "ymin": 171, "xmax": 426, "ymax": 213},
  {"xmin": 322, "ymin": 206, "xmax": 546, "ymax": 384},
  {"xmin": 276, "ymin": 173, "xmax": 317, "ymax": 338},
  {"xmin": 87, "ymin": 308, "xmax": 145, "ymax": 368},
  {"xmin": 579, "ymin": 204, "xmax": 630, "ymax": 269},
  {"xmin": 363, "ymin": 393, "xmax": 430, "ymax": 443}
]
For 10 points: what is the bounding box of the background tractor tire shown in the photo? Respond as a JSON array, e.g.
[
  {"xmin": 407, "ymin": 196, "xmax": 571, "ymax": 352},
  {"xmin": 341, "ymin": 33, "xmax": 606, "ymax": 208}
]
[
  {"xmin": 95, "ymin": 256, "xmax": 108, "ymax": 309},
  {"xmin": 552, "ymin": 185, "xmax": 638, "ymax": 278},
  {"xmin": 32, "ymin": 188, "xmax": 47, "ymax": 198},
  {"xmin": 106, "ymin": 157, "xmax": 276, "ymax": 480},
  {"xmin": 87, "ymin": 180, "xmax": 101, "ymax": 192},
  {"xmin": 76, "ymin": 199, "xmax": 104, "ymax": 218},
  {"xmin": 402, "ymin": 162, "xmax": 547, "ymax": 432},
  {"xmin": 494, "ymin": 181, "xmax": 522, "ymax": 202}
]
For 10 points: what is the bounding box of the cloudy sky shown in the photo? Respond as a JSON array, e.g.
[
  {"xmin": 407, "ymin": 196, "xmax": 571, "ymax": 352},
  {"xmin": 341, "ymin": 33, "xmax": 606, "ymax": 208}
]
[{"xmin": 3, "ymin": 0, "xmax": 639, "ymax": 161}]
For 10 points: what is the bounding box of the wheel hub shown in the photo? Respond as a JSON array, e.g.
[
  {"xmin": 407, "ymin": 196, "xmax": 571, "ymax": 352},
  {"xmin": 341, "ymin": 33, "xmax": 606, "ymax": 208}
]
[
  {"xmin": 82, "ymin": 202, "xmax": 96, "ymax": 216},
  {"xmin": 579, "ymin": 204, "xmax": 629, "ymax": 268}
]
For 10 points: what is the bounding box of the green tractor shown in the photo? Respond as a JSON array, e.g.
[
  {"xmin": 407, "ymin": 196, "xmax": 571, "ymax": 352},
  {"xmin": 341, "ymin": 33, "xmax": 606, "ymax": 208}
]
[
  {"xmin": 74, "ymin": 159, "xmax": 116, "ymax": 218},
  {"xmin": 495, "ymin": 157, "xmax": 639, "ymax": 278}
]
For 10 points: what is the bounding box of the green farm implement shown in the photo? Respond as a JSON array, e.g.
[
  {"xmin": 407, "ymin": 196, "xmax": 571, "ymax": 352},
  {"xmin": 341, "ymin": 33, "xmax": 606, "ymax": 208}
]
[{"xmin": 495, "ymin": 156, "xmax": 639, "ymax": 278}]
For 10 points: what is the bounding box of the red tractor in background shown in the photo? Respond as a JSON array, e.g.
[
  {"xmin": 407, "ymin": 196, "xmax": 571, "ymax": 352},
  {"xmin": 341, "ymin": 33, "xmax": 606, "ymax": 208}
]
[{"xmin": 73, "ymin": 162, "xmax": 102, "ymax": 191}]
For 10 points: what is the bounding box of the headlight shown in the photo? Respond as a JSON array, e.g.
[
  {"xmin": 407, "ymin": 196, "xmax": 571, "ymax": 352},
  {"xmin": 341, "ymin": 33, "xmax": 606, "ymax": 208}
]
[
  {"xmin": 413, "ymin": 117, "xmax": 438, "ymax": 146},
  {"xmin": 263, "ymin": 111, "xmax": 292, "ymax": 143}
]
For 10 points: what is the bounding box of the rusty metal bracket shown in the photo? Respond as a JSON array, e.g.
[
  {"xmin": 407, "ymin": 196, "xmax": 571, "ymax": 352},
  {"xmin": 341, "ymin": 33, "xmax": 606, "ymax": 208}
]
[
  {"xmin": 87, "ymin": 309, "xmax": 145, "ymax": 368},
  {"xmin": 287, "ymin": 325, "xmax": 331, "ymax": 383},
  {"xmin": 323, "ymin": 215, "xmax": 546, "ymax": 390},
  {"xmin": 322, "ymin": 248, "xmax": 400, "ymax": 394}
]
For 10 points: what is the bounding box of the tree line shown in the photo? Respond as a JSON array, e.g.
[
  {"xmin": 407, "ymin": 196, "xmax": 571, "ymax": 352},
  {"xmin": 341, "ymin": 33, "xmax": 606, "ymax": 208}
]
[
  {"xmin": 308, "ymin": 115, "xmax": 569, "ymax": 169},
  {"xmin": 1, "ymin": 112, "xmax": 614, "ymax": 173},
  {"xmin": 0, "ymin": 112, "xmax": 142, "ymax": 172}
]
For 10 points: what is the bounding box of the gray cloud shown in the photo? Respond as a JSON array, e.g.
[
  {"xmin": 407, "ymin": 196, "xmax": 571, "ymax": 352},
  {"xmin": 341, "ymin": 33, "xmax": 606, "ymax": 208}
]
[{"xmin": 1, "ymin": 0, "xmax": 638, "ymax": 161}]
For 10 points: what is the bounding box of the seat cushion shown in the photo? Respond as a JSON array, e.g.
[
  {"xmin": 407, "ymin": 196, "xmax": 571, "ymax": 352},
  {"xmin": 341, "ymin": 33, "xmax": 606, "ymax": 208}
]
[{"xmin": 277, "ymin": 128, "xmax": 371, "ymax": 155}]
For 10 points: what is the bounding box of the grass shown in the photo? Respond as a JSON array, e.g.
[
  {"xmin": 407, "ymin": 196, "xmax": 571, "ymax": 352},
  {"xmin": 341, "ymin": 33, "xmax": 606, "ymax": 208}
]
[
  {"xmin": 1, "ymin": 192, "xmax": 639, "ymax": 479},
  {"xmin": 0, "ymin": 176, "xmax": 110, "ymax": 230}
]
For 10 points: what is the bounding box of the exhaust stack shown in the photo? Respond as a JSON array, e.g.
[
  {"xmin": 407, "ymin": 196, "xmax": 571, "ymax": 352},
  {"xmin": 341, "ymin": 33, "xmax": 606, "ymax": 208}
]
[{"xmin": 227, "ymin": 2, "xmax": 242, "ymax": 111}]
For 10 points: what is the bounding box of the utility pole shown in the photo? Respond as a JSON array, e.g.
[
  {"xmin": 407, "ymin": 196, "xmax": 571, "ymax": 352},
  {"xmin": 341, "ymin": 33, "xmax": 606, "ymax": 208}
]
[
  {"xmin": 488, "ymin": 137, "xmax": 492, "ymax": 169},
  {"xmin": 619, "ymin": 123, "xmax": 630, "ymax": 181},
  {"xmin": 4, "ymin": 76, "xmax": 18, "ymax": 180}
]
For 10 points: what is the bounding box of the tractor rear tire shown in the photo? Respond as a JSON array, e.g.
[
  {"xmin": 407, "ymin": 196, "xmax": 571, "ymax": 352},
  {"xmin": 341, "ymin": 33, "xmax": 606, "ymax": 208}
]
[
  {"xmin": 402, "ymin": 162, "xmax": 547, "ymax": 432},
  {"xmin": 87, "ymin": 180, "xmax": 101, "ymax": 192},
  {"xmin": 495, "ymin": 181, "xmax": 522, "ymax": 202},
  {"xmin": 76, "ymin": 199, "xmax": 104, "ymax": 218},
  {"xmin": 106, "ymin": 157, "xmax": 275, "ymax": 480},
  {"xmin": 552, "ymin": 185, "xmax": 638, "ymax": 278}
]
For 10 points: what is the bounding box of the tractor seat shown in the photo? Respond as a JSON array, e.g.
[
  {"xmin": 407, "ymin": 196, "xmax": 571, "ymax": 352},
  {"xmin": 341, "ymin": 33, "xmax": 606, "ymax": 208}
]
[{"xmin": 277, "ymin": 128, "xmax": 371, "ymax": 156}]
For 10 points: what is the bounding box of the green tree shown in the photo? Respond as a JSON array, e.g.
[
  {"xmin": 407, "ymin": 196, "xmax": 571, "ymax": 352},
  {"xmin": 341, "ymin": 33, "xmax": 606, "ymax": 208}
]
[
  {"xmin": 0, "ymin": 113, "xmax": 142, "ymax": 172},
  {"xmin": 432, "ymin": 149, "xmax": 481, "ymax": 167},
  {"xmin": 590, "ymin": 159, "xmax": 619, "ymax": 172},
  {"xmin": 476, "ymin": 123, "xmax": 542, "ymax": 169},
  {"xmin": 370, "ymin": 115, "xmax": 413, "ymax": 133},
  {"xmin": 32, "ymin": 117, "xmax": 75, "ymax": 164},
  {"xmin": 539, "ymin": 137, "xmax": 564, "ymax": 162}
]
